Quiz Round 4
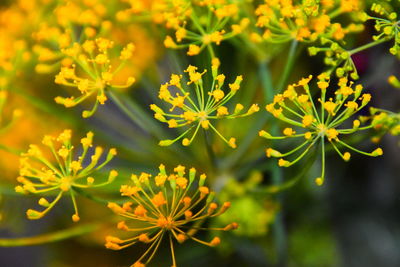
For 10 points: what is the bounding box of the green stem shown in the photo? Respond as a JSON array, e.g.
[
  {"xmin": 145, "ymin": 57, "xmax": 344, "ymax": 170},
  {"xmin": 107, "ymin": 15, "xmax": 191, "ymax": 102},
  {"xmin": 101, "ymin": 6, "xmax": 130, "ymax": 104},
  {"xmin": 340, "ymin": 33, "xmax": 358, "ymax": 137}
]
[
  {"xmin": 203, "ymin": 129, "xmax": 217, "ymax": 170},
  {"xmin": 277, "ymin": 40, "xmax": 298, "ymax": 92},
  {"xmin": 220, "ymin": 62, "xmax": 273, "ymax": 170},
  {"xmin": 0, "ymin": 223, "xmax": 101, "ymax": 247},
  {"xmin": 271, "ymin": 166, "xmax": 287, "ymax": 267},
  {"xmin": 107, "ymin": 90, "xmax": 147, "ymax": 129},
  {"xmin": 72, "ymin": 187, "xmax": 125, "ymax": 205},
  {"xmin": 348, "ymin": 38, "xmax": 388, "ymax": 55},
  {"xmin": 259, "ymin": 150, "xmax": 317, "ymax": 194},
  {"xmin": 269, "ymin": 40, "xmax": 299, "ymax": 267},
  {"xmin": 0, "ymin": 144, "xmax": 23, "ymax": 155},
  {"xmin": 260, "ymin": 61, "xmax": 275, "ymax": 103},
  {"xmin": 107, "ymin": 90, "xmax": 164, "ymax": 140},
  {"xmin": 207, "ymin": 45, "xmax": 216, "ymax": 59}
]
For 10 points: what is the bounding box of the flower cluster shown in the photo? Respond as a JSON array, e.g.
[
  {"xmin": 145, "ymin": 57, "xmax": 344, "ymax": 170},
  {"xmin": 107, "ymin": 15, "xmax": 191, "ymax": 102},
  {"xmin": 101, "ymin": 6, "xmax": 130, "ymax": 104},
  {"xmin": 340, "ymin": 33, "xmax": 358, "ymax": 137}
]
[
  {"xmin": 259, "ymin": 74, "xmax": 383, "ymax": 185},
  {"xmin": 120, "ymin": 0, "xmax": 249, "ymax": 56},
  {"xmin": 367, "ymin": 2, "xmax": 400, "ymax": 55},
  {"xmin": 151, "ymin": 59, "xmax": 259, "ymax": 148},
  {"xmin": 15, "ymin": 130, "xmax": 118, "ymax": 221},
  {"xmin": 365, "ymin": 107, "xmax": 400, "ymax": 143},
  {"xmin": 307, "ymin": 1, "xmax": 400, "ymax": 78},
  {"xmin": 53, "ymin": 38, "xmax": 136, "ymax": 118},
  {"xmin": 308, "ymin": 38, "xmax": 363, "ymax": 79},
  {"xmin": 253, "ymin": 0, "xmax": 362, "ymax": 44},
  {"xmin": 32, "ymin": 0, "xmax": 114, "ymax": 72},
  {"xmin": 163, "ymin": 1, "xmax": 249, "ymax": 56},
  {"xmin": 106, "ymin": 164, "xmax": 238, "ymax": 267}
]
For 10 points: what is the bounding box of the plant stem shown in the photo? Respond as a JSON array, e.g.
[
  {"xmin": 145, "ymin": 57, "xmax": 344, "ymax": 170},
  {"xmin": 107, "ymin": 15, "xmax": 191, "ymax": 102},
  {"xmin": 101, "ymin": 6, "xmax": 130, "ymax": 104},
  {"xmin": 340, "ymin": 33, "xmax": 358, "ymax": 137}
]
[
  {"xmin": 220, "ymin": 61, "xmax": 273, "ymax": 170},
  {"xmin": 222, "ymin": 40, "xmax": 298, "ymax": 171},
  {"xmin": 0, "ymin": 223, "xmax": 101, "ymax": 247},
  {"xmin": 0, "ymin": 144, "xmax": 23, "ymax": 155},
  {"xmin": 72, "ymin": 187, "xmax": 125, "ymax": 205},
  {"xmin": 107, "ymin": 90, "xmax": 164, "ymax": 140},
  {"xmin": 269, "ymin": 40, "xmax": 299, "ymax": 267},
  {"xmin": 272, "ymin": 167, "xmax": 287, "ymax": 267},
  {"xmin": 203, "ymin": 129, "xmax": 217, "ymax": 170},
  {"xmin": 348, "ymin": 38, "xmax": 388, "ymax": 55},
  {"xmin": 277, "ymin": 40, "xmax": 298, "ymax": 92}
]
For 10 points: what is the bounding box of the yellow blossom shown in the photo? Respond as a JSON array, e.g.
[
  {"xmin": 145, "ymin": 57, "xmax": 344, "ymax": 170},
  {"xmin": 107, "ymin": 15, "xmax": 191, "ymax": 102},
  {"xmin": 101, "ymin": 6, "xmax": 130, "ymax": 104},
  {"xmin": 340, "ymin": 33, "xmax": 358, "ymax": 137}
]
[{"xmin": 106, "ymin": 165, "xmax": 238, "ymax": 266}]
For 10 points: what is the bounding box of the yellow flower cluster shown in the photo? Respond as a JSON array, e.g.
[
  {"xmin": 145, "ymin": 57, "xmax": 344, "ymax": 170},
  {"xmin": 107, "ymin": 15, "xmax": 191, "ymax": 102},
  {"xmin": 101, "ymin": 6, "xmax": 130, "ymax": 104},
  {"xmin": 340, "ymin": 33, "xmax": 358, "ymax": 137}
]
[
  {"xmin": 164, "ymin": 1, "xmax": 249, "ymax": 56},
  {"xmin": 307, "ymin": 1, "xmax": 400, "ymax": 79},
  {"xmin": 15, "ymin": 130, "xmax": 118, "ymax": 222},
  {"xmin": 53, "ymin": 38, "xmax": 136, "ymax": 118},
  {"xmin": 253, "ymin": 0, "xmax": 363, "ymax": 43},
  {"xmin": 106, "ymin": 164, "xmax": 238, "ymax": 267},
  {"xmin": 259, "ymin": 74, "xmax": 383, "ymax": 185},
  {"xmin": 32, "ymin": 0, "xmax": 114, "ymax": 72},
  {"xmin": 151, "ymin": 59, "xmax": 259, "ymax": 148},
  {"xmin": 120, "ymin": 0, "xmax": 249, "ymax": 56}
]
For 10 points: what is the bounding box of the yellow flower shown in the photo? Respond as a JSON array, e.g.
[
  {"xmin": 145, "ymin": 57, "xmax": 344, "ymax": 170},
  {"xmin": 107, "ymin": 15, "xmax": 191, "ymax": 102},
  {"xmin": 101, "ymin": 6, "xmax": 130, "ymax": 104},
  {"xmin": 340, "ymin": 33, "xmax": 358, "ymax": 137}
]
[
  {"xmin": 106, "ymin": 164, "xmax": 238, "ymax": 266},
  {"xmin": 259, "ymin": 74, "xmax": 382, "ymax": 185},
  {"xmin": 151, "ymin": 60, "xmax": 258, "ymax": 148},
  {"xmin": 141, "ymin": 0, "xmax": 248, "ymax": 56},
  {"xmin": 254, "ymin": 0, "xmax": 362, "ymax": 44},
  {"xmin": 54, "ymin": 39, "xmax": 136, "ymax": 118},
  {"xmin": 15, "ymin": 130, "xmax": 118, "ymax": 221}
]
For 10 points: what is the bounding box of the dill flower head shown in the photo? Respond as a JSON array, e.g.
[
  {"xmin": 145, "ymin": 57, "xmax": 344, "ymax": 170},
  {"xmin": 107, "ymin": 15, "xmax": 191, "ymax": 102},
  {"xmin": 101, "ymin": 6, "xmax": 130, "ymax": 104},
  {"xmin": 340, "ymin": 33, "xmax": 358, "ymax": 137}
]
[
  {"xmin": 30, "ymin": 1, "xmax": 136, "ymax": 118},
  {"xmin": 366, "ymin": 2, "xmax": 400, "ymax": 55},
  {"xmin": 125, "ymin": 0, "xmax": 249, "ymax": 56},
  {"xmin": 365, "ymin": 107, "xmax": 400, "ymax": 143},
  {"xmin": 32, "ymin": 0, "xmax": 113, "ymax": 71},
  {"xmin": 259, "ymin": 74, "xmax": 383, "ymax": 186},
  {"xmin": 253, "ymin": 0, "xmax": 362, "ymax": 44},
  {"xmin": 15, "ymin": 129, "xmax": 118, "ymax": 221},
  {"xmin": 150, "ymin": 59, "xmax": 259, "ymax": 148},
  {"xmin": 307, "ymin": 1, "xmax": 400, "ymax": 79},
  {"xmin": 106, "ymin": 164, "xmax": 238, "ymax": 267},
  {"xmin": 53, "ymin": 38, "xmax": 136, "ymax": 118}
]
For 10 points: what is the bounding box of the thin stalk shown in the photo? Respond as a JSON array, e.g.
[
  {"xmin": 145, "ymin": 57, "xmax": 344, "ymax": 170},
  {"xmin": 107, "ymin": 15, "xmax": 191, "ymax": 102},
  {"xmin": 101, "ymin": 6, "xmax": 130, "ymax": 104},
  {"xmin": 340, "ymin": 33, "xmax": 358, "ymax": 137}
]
[
  {"xmin": 276, "ymin": 40, "xmax": 298, "ymax": 92},
  {"xmin": 72, "ymin": 187, "xmax": 125, "ymax": 205},
  {"xmin": 107, "ymin": 90, "xmax": 163, "ymax": 140},
  {"xmin": 220, "ymin": 61, "xmax": 273, "ymax": 170},
  {"xmin": 0, "ymin": 223, "xmax": 101, "ymax": 247},
  {"xmin": 348, "ymin": 38, "xmax": 388, "ymax": 55},
  {"xmin": 268, "ymin": 41, "xmax": 299, "ymax": 267},
  {"xmin": 203, "ymin": 129, "xmax": 217, "ymax": 170}
]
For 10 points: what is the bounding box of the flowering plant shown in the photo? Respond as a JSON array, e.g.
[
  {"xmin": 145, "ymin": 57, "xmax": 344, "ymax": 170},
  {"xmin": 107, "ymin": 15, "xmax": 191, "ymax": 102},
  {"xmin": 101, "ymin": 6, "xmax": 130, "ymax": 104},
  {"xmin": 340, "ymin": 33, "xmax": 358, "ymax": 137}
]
[{"xmin": 0, "ymin": 0, "xmax": 399, "ymax": 266}]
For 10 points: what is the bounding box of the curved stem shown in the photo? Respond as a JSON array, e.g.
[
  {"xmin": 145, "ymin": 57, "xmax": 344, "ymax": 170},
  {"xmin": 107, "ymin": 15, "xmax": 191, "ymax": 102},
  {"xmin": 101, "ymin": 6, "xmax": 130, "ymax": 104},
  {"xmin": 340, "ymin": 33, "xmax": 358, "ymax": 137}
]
[{"xmin": 0, "ymin": 223, "xmax": 101, "ymax": 247}]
